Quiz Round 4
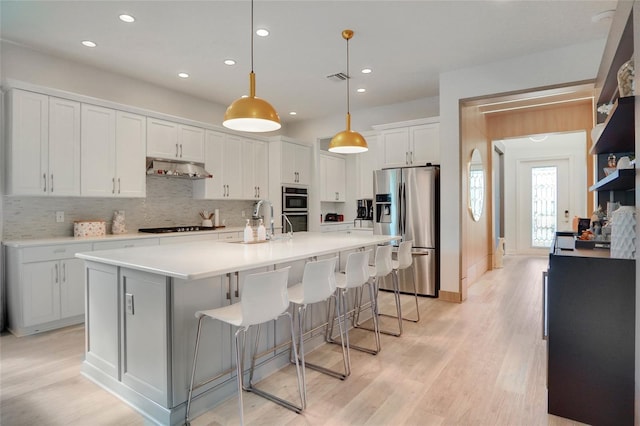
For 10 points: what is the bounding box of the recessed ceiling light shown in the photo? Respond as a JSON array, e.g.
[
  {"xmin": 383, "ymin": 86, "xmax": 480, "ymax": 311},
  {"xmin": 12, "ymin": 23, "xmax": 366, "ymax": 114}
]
[
  {"xmin": 592, "ymin": 10, "xmax": 615, "ymax": 23},
  {"xmin": 224, "ymin": 59, "xmax": 236, "ymax": 66},
  {"xmin": 361, "ymin": 68, "xmax": 372, "ymax": 74},
  {"xmin": 178, "ymin": 72, "xmax": 189, "ymax": 78},
  {"xmin": 81, "ymin": 40, "xmax": 97, "ymax": 48},
  {"xmin": 289, "ymin": 111, "xmax": 297, "ymax": 116},
  {"xmin": 357, "ymin": 88, "xmax": 366, "ymax": 93},
  {"xmin": 119, "ymin": 14, "xmax": 135, "ymax": 23},
  {"xmin": 256, "ymin": 28, "xmax": 269, "ymax": 37}
]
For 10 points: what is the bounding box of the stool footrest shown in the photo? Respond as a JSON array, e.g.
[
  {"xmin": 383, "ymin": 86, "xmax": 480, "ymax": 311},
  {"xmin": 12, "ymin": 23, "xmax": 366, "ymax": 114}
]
[{"xmin": 245, "ymin": 385, "xmax": 303, "ymax": 414}]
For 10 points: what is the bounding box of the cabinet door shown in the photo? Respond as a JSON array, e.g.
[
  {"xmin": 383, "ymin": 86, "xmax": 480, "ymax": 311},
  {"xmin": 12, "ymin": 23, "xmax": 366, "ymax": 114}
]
[
  {"xmin": 281, "ymin": 142, "xmax": 298, "ymax": 184},
  {"xmin": 81, "ymin": 104, "xmax": 117, "ymax": 196},
  {"xmin": 194, "ymin": 130, "xmax": 225, "ymax": 199},
  {"xmin": 357, "ymin": 135, "xmax": 376, "ymax": 199},
  {"xmin": 22, "ymin": 261, "xmax": 60, "ymax": 326},
  {"xmin": 48, "ymin": 97, "xmax": 81, "ymax": 196},
  {"xmin": 7, "ymin": 89, "xmax": 49, "ymax": 195},
  {"xmin": 223, "ymin": 135, "xmax": 243, "ymax": 199},
  {"xmin": 321, "ymin": 155, "xmax": 346, "ymax": 202},
  {"xmin": 254, "ymin": 140, "xmax": 269, "ymax": 199},
  {"xmin": 115, "ymin": 111, "xmax": 146, "ymax": 198},
  {"xmin": 178, "ymin": 124, "xmax": 204, "ymax": 163},
  {"xmin": 410, "ymin": 123, "xmax": 440, "ymax": 165},
  {"xmin": 381, "ymin": 128, "xmax": 410, "ymax": 168},
  {"xmin": 147, "ymin": 118, "xmax": 178, "ymax": 159},
  {"xmin": 282, "ymin": 142, "xmax": 310, "ymax": 185},
  {"xmin": 120, "ymin": 269, "xmax": 170, "ymax": 406},
  {"xmin": 59, "ymin": 258, "xmax": 86, "ymax": 318},
  {"xmin": 319, "ymin": 155, "xmax": 328, "ymax": 201},
  {"xmin": 332, "ymin": 156, "xmax": 346, "ymax": 201},
  {"xmin": 241, "ymin": 139, "xmax": 269, "ymax": 200}
]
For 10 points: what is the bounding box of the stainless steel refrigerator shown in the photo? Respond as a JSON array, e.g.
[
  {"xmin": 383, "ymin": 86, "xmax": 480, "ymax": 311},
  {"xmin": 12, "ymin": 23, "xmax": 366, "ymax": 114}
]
[{"xmin": 374, "ymin": 166, "xmax": 439, "ymax": 296}]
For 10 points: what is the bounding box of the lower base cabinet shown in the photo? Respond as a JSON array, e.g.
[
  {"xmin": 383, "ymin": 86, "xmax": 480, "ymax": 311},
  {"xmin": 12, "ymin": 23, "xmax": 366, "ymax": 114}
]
[
  {"xmin": 6, "ymin": 243, "xmax": 92, "ymax": 336},
  {"xmin": 547, "ymin": 252, "xmax": 635, "ymax": 425}
]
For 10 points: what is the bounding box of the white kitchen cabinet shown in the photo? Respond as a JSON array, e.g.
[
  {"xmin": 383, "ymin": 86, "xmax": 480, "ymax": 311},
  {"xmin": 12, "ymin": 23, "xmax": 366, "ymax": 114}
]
[
  {"xmin": 379, "ymin": 120, "xmax": 439, "ymax": 168},
  {"xmin": 320, "ymin": 153, "xmax": 346, "ymax": 202},
  {"xmin": 242, "ymin": 138, "xmax": 269, "ymax": 199},
  {"xmin": 6, "ymin": 89, "xmax": 81, "ymax": 196},
  {"xmin": 356, "ymin": 134, "xmax": 377, "ymax": 199},
  {"xmin": 81, "ymin": 105, "xmax": 146, "ymax": 197},
  {"xmin": 194, "ymin": 131, "xmax": 243, "ymax": 199},
  {"xmin": 146, "ymin": 118, "xmax": 204, "ymax": 163},
  {"xmin": 5, "ymin": 242, "xmax": 93, "ymax": 336},
  {"xmin": 282, "ymin": 141, "xmax": 311, "ymax": 185}
]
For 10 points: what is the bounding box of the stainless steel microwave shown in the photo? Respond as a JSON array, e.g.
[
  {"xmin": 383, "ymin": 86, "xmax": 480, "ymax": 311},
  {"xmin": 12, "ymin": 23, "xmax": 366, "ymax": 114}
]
[{"xmin": 282, "ymin": 186, "xmax": 308, "ymax": 211}]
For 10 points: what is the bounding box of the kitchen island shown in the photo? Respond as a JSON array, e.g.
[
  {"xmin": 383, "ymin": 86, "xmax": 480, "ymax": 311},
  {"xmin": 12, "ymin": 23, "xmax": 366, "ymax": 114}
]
[{"xmin": 76, "ymin": 232, "xmax": 396, "ymax": 425}]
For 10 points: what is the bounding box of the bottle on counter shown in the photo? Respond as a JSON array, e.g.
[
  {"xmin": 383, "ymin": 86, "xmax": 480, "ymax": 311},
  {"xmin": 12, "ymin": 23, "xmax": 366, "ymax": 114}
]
[
  {"xmin": 243, "ymin": 219, "xmax": 253, "ymax": 243},
  {"xmin": 257, "ymin": 219, "xmax": 267, "ymax": 241}
]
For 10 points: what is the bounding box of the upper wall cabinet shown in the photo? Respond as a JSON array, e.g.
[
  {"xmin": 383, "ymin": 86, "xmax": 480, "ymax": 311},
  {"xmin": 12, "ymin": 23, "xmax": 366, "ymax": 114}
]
[
  {"xmin": 81, "ymin": 105, "xmax": 146, "ymax": 198},
  {"xmin": 6, "ymin": 89, "xmax": 81, "ymax": 196},
  {"xmin": 282, "ymin": 141, "xmax": 311, "ymax": 185},
  {"xmin": 376, "ymin": 119, "xmax": 440, "ymax": 168},
  {"xmin": 146, "ymin": 118, "xmax": 204, "ymax": 163},
  {"xmin": 320, "ymin": 153, "xmax": 346, "ymax": 202},
  {"xmin": 356, "ymin": 134, "xmax": 378, "ymax": 199},
  {"xmin": 193, "ymin": 130, "xmax": 267, "ymax": 200}
]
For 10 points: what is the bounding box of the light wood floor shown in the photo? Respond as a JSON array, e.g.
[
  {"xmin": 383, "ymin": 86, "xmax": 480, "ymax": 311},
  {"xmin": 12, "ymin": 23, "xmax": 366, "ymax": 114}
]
[{"xmin": 1, "ymin": 255, "xmax": 585, "ymax": 426}]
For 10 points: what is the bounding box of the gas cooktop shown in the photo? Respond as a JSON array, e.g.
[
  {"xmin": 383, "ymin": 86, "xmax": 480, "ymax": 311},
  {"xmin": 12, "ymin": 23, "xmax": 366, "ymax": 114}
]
[{"xmin": 138, "ymin": 226, "xmax": 222, "ymax": 233}]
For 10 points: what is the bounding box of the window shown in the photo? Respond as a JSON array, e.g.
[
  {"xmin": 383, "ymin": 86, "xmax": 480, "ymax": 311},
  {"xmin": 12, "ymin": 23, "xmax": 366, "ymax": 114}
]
[{"xmin": 531, "ymin": 166, "xmax": 557, "ymax": 247}]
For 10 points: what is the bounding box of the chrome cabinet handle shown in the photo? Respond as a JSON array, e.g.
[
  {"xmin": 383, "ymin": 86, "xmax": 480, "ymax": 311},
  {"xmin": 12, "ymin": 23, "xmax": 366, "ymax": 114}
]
[
  {"xmin": 405, "ymin": 152, "xmax": 409, "ymax": 165},
  {"xmin": 112, "ymin": 178, "xmax": 115, "ymax": 194},
  {"xmin": 257, "ymin": 186, "xmax": 260, "ymax": 197},
  {"xmin": 54, "ymin": 264, "xmax": 59, "ymax": 283},
  {"xmin": 179, "ymin": 144, "xmax": 183, "ymax": 158},
  {"xmin": 43, "ymin": 173, "xmax": 47, "ymax": 192},
  {"xmin": 62, "ymin": 262, "xmax": 66, "ymax": 282},
  {"xmin": 118, "ymin": 178, "xmax": 121, "ymax": 194},
  {"xmin": 234, "ymin": 272, "xmax": 240, "ymax": 298},
  {"xmin": 175, "ymin": 144, "xmax": 179, "ymax": 157},
  {"xmin": 411, "ymin": 151, "xmax": 414, "ymax": 164},
  {"xmin": 226, "ymin": 273, "xmax": 231, "ymax": 300},
  {"xmin": 50, "ymin": 174, "xmax": 54, "ymax": 193}
]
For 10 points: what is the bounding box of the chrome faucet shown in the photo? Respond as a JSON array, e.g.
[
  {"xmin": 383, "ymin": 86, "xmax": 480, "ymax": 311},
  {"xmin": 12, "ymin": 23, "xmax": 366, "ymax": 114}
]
[
  {"xmin": 281, "ymin": 214, "xmax": 294, "ymax": 239},
  {"xmin": 253, "ymin": 200, "xmax": 275, "ymax": 239}
]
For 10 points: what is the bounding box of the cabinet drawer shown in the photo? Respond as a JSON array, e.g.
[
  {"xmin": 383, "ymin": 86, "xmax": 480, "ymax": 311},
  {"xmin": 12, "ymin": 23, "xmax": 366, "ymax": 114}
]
[
  {"xmin": 93, "ymin": 238, "xmax": 159, "ymax": 251},
  {"xmin": 217, "ymin": 231, "xmax": 241, "ymax": 240},
  {"xmin": 22, "ymin": 243, "xmax": 93, "ymax": 263}
]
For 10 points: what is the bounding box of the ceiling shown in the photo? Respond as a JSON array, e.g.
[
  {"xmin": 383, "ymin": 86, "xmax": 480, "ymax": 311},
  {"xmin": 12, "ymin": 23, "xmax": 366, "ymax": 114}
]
[{"xmin": 0, "ymin": 1, "xmax": 617, "ymax": 125}]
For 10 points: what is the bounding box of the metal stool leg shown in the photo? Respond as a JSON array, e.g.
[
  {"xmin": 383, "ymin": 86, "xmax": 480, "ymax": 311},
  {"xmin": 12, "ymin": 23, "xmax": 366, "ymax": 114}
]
[{"xmin": 185, "ymin": 316, "xmax": 205, "ymax": 426}]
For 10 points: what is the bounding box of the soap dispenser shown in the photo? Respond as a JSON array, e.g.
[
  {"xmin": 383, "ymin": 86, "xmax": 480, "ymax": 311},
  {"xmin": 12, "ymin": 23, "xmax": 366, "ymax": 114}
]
[
  {"xmin": 243, "ymin": 219, "xmax": 253, "ymax": 243},
  {"xmin": 257, "ymin": 219, "xmax": 267, "ymax": 241}
]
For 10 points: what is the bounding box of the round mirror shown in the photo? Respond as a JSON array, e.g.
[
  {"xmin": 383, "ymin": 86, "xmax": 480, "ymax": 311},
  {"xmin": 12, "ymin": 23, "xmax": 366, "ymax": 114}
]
[{"xmin": 468, "ymin": 148, "xmax": 484, "ymax": 222}]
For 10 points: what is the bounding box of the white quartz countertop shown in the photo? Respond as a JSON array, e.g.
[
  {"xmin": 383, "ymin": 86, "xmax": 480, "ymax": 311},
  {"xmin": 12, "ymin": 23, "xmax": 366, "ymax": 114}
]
[
  {"xmin": 76, "ymin": 232, "xmax": 397, "ymax": 280},
  {"xmin": 1, "ymin": 227, "xmax": 244, "ymax": 248}
]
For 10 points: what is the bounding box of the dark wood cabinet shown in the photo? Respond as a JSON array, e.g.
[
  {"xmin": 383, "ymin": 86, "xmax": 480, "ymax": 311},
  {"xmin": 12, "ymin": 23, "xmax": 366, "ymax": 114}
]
[{"xmin": 547, "ymin": 249, "xmax": 635, "ymax": 425}]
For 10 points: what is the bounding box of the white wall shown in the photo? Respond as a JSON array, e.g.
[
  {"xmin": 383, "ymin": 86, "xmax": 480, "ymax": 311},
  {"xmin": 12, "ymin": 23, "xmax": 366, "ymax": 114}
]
[
  {"xmin": 500, "ymin": 132, "xmax": 587, "ymax": 255},
  {"xmin": 1, "ymin": 41, "xmax": 288, "ymax": 134},
  {"xmin": 439, "ymin": 39, "xmax": 605, "ymax": 294}
]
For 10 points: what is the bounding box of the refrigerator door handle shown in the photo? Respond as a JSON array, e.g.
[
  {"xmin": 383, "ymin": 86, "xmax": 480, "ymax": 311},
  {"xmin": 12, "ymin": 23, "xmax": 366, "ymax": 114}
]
[
  {"xmin": 402, "ymin": 182, "xmax": 407, "ymax": 236},
  {"xmin": 398, "ymin": 182, "xmax": 403, "ymax": 235}
]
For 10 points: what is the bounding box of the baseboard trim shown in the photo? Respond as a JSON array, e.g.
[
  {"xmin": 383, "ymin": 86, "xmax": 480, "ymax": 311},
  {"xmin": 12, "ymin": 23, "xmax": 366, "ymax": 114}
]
[{"xmin": 438, "ymin": 290, "xmax": 462, "ymax": 303}]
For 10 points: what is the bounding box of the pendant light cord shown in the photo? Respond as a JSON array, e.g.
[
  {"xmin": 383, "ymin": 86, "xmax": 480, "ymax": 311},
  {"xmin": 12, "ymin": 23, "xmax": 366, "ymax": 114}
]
[
  {"xmin": 250, "ymin": 0, "xmax": 254, "ymax": 73},
  {"xmin": 346, "ymin": 36, "xmax": 350, "ymax": 115}
]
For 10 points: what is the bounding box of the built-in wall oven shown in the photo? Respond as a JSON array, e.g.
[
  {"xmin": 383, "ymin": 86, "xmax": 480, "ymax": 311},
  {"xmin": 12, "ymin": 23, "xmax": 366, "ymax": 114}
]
[{"xmin": 282, "ymin": 186, "xmax": 308, "ymax": 232}]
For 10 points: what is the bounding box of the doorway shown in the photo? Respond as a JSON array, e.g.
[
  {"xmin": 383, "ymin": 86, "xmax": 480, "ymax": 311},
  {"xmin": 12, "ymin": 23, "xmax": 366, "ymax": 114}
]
[{"xmin": 497, "ymin": 131, "xmax": 587, "ymax": 255}]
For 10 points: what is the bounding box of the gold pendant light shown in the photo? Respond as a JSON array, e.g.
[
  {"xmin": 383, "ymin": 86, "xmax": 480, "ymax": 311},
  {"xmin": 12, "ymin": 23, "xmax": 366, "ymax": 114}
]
[
  {"xmin": 329, "ymin": 29, "xmax": 368, "ymax": 154},
  {"xmin": 223, "ymin": 0, "xmax": 281, "ymax": 132}
]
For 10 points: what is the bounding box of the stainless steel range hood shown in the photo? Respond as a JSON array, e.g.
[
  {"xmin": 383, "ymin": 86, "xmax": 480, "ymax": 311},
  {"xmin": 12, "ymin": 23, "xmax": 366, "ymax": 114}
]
[{"xmin": 146, "ymin": 158, "xmax": 213, "ymax": 180}]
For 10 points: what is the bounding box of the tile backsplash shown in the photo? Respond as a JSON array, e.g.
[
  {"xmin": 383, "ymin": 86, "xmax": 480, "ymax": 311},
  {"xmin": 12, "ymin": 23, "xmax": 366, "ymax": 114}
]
[{"xmin": 2, "ymin": 177, "xmax": 256, "ymax": 240}]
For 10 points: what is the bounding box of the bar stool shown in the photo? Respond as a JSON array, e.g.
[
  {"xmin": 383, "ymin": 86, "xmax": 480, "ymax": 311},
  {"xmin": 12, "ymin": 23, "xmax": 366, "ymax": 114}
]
[
  {"xmin": 185, "ymin": 267, "xmax": 304, "ymax": 426},
  {"xmin": 356, "ymin": 244, "xmax": 403, "ymax": 336},
  {"xmin": 287, "ymin": 256, "xmax": 349, "ymax": 408},
  {"xmin": 392, "ymin": 240, "xmax": 420, "ymax": 323},
  {"xmin": 328, "ymin": 249, "xmax": 380, "ymax": 355}
]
